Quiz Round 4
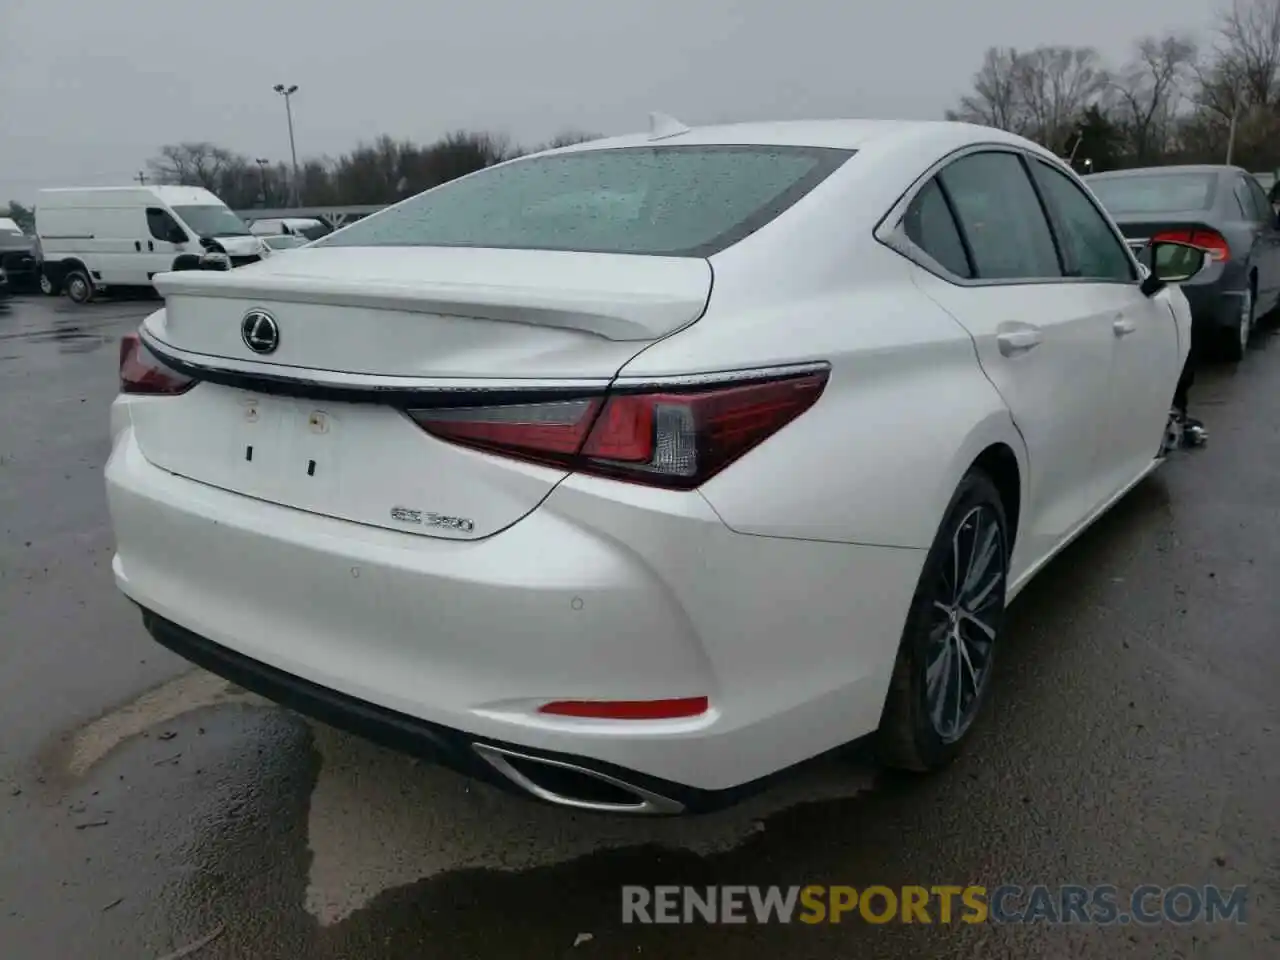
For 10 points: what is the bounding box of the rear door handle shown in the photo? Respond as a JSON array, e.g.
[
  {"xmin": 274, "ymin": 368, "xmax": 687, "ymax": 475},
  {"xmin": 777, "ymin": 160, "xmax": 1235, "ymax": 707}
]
[
  {"xmin": 134, "ymin": 241, "xmax": 141, "ymax": 252},
  {"xmin": 996, "ymin": 327, "xmax": 1043, "ymax": 357},
  {"xmin": 1113, "ymin": 316, "xmax": 1137, "ymax": 337}
]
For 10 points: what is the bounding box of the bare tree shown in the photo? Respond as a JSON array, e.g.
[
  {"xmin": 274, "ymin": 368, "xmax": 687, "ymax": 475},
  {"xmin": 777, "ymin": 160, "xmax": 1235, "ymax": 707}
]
[
  {"xmin": 1189, "ymin": 0, "xmax": 1280, "ymax": 167},
  {"xmin": 143, "ymin": 127, "xmax": 602, "ymax": 209},
  {"xmin": 1218, "ymin": 0, "xmax": 1280, "ymax": 106},
  {"xmin": 147, "ymin": 142, "xmax": 238, "ymax": 190},
  {"xmin": 1112, "ymin": 35, "xmax": 1198, "ymax": 163},
  {"xmin": 1014, "ymin": 47, "xmax": 1110, "ymax": 153},
  {"xmin": 947, "ymin": 47, "xmax": 1030, "ymax": 134}
]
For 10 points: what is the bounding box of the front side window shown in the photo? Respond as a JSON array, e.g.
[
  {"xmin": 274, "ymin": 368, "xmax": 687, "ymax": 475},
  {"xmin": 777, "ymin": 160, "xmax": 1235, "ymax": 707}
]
[
  {"xmin": 902, "ymin": 178, "xmax": 971, "ymax": 278},
  {"xmin": 318, "ymin": 145, "xmax": 854, "ymax": 257},
  {"xmin": 172, "ymin": 205, "xmax": 250, "ymax": 238},
  {"xmin": 146, "ymin": 208, "xmax": 184, "ymax": 243},
  {"xmin": 938, "ymin": 152, "xmax": 1062, "ymax": 280},
  {"xmin": 1030, "ymin": 160, "xmax": 1135, "ymax": 282}
]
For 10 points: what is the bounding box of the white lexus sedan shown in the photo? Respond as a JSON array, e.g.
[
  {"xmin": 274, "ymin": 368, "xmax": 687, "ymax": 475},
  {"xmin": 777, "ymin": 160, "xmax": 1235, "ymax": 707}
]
[{"xmin": 106, "ymin": 118, "xmax": 1207, "ymax": 815}]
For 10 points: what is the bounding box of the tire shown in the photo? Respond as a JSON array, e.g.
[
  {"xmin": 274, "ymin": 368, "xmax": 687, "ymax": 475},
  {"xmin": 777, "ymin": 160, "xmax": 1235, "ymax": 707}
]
[
  {"xmin": 39, "ymin": 271, "xmax": 56, "ymax": 296},
  {"xmin": 877, "ymin": 469, "xmax": 1010, "ymax": 772},
  {"xmin": 63, "ymin": 267, "xmax": 93, "ymax": 305},
  {"xmin": 1220, "ymin": 286, "xmax": 1253, "ymax": 362}
]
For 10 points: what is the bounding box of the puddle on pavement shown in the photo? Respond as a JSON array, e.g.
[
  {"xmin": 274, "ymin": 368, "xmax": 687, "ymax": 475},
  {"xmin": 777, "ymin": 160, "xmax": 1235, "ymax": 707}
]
[
  {"xmin": 59, "ymin": 669, "xmax": 264, "ymax": 778},
  {"xmin": 0, "ymin": 323, "xmax": 110, "ymax": 353},
  {"xmin": 55, "ymin": 668, "xmax": 877, "ymax": 929},
  {"xmin": 303, "ymin": 724, "xmax": 875, "ymax": 924}
]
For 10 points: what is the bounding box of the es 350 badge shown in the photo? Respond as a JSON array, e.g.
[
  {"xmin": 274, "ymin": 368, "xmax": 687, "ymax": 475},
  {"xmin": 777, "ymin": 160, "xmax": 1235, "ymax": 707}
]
[{"xmin": 390, "ymin": 506, "xmax": 476, "ymax": 534}]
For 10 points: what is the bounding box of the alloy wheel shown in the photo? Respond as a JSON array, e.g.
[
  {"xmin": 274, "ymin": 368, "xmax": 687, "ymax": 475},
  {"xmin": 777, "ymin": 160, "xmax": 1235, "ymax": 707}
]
[
  {"xmin": 925, "ymin": 504, "xmax": 1005, "ymax": 743},
  {"xmin": 67, "ymin": 274, "xmax": 89, "ymax": 303}
]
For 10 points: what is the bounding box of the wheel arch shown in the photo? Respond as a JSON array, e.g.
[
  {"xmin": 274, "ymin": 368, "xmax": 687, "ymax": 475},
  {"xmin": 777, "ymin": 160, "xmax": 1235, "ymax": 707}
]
[
  {"xmin": 936, "ymin": 411, "xmax": 1028, "ymax": 559},
  {"xmin": 45, "ymin": 257, "xmax": 88, "ymax": 283},
  {"xmin": 970, "ymin": 442, "xmax": 1021, "ymax": 552}
]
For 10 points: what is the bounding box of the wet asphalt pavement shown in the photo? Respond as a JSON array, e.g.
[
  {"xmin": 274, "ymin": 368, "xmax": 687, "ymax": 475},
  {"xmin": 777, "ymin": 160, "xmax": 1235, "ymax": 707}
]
[{"xmin": 1, "ymin": 293, "xmax": 1278, "ymax": 959}]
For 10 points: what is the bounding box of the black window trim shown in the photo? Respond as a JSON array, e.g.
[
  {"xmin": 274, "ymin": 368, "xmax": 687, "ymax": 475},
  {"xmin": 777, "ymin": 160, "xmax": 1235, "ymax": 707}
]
[{"xmin": 874, "ymin": 142, "xmax": 1143, "ymax": 289}]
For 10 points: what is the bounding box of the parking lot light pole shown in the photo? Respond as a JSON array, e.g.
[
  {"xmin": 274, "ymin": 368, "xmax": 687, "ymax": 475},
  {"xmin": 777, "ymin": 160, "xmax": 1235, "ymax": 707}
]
[
  {"xmin": 255, "ymin": 158, "xmax": 270, "ymax": 206},
  {"xmin": 273, "ymin": 84, "xmax": 300, "ymax": 207}
]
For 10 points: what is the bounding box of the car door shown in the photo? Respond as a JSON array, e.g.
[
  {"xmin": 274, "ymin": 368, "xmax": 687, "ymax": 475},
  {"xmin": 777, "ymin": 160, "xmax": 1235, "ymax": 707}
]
[
  {"xmin": 1242, "ymin": 175, "xmax": 1280, "ymax": 311},
  {"xmin": 902, "ymin": 149, "xmax": 1117, "ymax": 569},
  {"xmin": 1028, "ymin": 157, "xmax": 1182, "ymax": 497},
  {"xmin": 145, "ymin": 207, "xmax": 192, "ymax": 282}
]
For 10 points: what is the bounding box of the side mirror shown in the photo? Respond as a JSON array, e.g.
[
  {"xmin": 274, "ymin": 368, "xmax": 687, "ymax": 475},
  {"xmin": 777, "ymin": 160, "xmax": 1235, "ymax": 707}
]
[{"xmin": 1140, "ymin": 240, "xmax": 1209, "ymax": 297}]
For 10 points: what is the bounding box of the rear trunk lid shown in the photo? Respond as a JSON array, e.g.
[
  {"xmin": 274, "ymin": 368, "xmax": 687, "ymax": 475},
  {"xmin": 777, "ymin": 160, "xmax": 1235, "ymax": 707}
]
[{"xmin": 131, "ymin": 246, "xmax": 711, "ymax": 539}]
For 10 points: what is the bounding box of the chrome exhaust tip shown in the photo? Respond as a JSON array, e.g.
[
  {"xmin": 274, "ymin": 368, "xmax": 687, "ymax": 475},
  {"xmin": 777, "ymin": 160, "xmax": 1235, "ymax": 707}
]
[{"xmin": 473, "ymin": 743, "xmax": 685, "ymax": 815}]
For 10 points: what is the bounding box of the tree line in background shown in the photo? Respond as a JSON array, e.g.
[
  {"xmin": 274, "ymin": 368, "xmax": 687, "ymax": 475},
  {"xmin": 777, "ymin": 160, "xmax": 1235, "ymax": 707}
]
[
  {"xmin": 142, "ymin": 128, "xmax": 600, "ymax": 211},
  {"xmin": 10, "ymin": 0, "xmax": 1280, "ymax": 228},
  {"xmin": 2, "ymin": 129, "xmax": 598, "ymax": 229},
  {"xmin": 948, "ymin": 0, "xmax": 1280, "ymax": 175}
]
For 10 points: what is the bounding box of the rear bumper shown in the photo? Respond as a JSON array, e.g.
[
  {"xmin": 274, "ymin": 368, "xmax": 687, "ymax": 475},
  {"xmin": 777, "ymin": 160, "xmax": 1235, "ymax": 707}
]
[
  {"xmin": 1179, "ymin": 272, "xmax": 1247, "ymax": 334},
  {"xmin": 140, "ymin": 608, "xmax": 750, "ymax": 814},
  {"xmin": 106, "ymin": 412, "xmax": 923, "ymax": 798},
  {"xmin": 0, "ymin": 252, "xmax": 36, "ymax": 289}
]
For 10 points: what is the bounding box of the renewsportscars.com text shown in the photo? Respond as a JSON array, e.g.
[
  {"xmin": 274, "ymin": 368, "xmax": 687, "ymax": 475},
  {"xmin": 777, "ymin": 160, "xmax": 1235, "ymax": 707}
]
[{"xmin": 621, "ymin": 884, "xmax": 1248, "ymax": 925}]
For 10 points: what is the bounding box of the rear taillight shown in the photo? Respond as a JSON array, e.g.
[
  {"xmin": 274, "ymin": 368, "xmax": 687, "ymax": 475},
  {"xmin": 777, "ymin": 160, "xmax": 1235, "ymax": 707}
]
[
  {"xmin": 119, "ymin": 333, "xmax": 195, "ymax": 395},
  {"xmin": 1153, "ymin": 228, "xmax": 1230, "ymax": 262},
  {"xmin": 407, "ymin": 369, "xmax": 828, "ymax": 489}
]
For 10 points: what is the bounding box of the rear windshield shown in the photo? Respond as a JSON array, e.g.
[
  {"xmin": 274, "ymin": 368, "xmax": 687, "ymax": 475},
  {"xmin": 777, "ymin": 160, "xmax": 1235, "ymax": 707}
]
[
  {"xmin": 318, "ymin": 145, "xmax": 853, "ymax": 257},
  {"xmin": 1086, "ymin": 172, "xmax": 1218, "ymax": 214}
]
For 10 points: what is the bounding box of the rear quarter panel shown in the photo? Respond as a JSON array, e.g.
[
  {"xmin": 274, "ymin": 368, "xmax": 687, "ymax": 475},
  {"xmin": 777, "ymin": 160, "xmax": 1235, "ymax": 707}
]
[{"xmin": 621, "ymin": 245, "xmax": 1027, "ymax": 550}]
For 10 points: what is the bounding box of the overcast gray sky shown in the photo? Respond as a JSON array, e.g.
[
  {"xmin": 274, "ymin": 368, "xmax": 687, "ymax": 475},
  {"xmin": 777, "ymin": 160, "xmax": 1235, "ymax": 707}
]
[{"xmin": 0, "ymin": 0, "xmax": 1218, "ymax": 205}]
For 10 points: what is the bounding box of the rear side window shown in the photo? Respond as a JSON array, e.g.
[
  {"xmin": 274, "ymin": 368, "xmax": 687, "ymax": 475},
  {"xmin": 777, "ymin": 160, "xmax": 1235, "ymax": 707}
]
[
  {"xmin": 1245, "ymin": 177, "xmax": 1271, "ymax": 221},
  {"xmin": 1029, "ymin": 160, "xmax": 1135, "ymax": 282},
  {"xmin": 939, "ymin": 152, "xmax": 1062, "ymax": 280},
  {"xmin": 1233, "ymin": 179, "xmax": 1260, "ymax": 222},
  {"xmin": 318, "ymin": 145, "xmax": 854, "ymax": 257},
  {"xmin": 902, "ymin": 179, "xmax": 972, "ymax": 277},
  {"xmin": 1231, "ymin": 183, "xmax": 1251, "ymax": 219}
]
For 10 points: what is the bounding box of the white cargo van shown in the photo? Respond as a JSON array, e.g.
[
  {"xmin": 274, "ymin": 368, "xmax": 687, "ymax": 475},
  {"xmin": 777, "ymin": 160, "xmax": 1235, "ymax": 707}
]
[{"xmin": 36, "ymin": 186, "xmax": 268, "ymax": 303}]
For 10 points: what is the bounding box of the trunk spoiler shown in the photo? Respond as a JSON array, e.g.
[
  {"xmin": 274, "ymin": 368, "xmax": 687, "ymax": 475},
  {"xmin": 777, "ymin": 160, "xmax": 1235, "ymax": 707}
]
[{"xmin": 154, "ymin": 268, "xmax": 710, "ymax": 343}]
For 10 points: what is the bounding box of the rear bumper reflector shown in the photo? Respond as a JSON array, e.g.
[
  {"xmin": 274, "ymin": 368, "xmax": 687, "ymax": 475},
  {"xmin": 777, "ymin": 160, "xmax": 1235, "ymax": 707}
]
[{"xmin": 538, "ymin": 697, "xmax": 709, "ymax": 719}]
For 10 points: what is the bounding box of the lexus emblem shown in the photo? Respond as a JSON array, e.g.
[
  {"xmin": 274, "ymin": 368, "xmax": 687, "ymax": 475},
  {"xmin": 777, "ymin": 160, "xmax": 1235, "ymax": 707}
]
[{"xmin": 241, "ymin": 309, "xmax": 280, "ymax": 355}]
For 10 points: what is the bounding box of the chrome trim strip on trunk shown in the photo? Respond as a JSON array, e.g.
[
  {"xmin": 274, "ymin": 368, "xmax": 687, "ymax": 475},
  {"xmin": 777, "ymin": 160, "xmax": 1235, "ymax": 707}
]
[
  {"xmin": 612, "ymin": 361, "xmax": 831, "ymax": 391},
  {"xmin": 140, "ymin": 325, "xmax": 830, "ymax": 405}
]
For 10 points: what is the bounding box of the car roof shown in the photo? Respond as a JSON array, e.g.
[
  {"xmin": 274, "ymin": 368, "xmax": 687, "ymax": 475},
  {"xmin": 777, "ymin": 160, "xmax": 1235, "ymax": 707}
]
[{"xmin": 551, "ymin": 118, "xmax": 1047, "ymax": 156}]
